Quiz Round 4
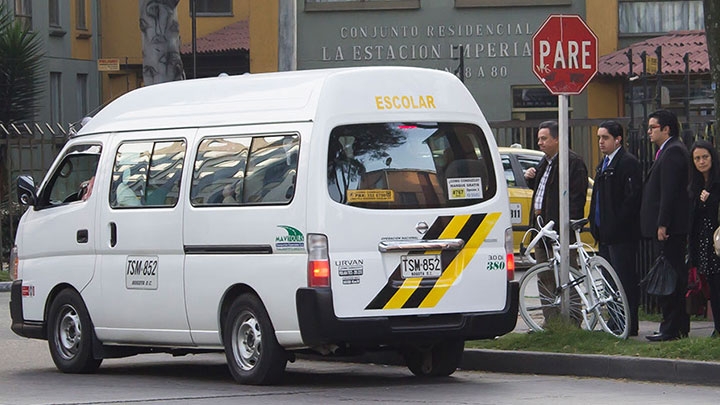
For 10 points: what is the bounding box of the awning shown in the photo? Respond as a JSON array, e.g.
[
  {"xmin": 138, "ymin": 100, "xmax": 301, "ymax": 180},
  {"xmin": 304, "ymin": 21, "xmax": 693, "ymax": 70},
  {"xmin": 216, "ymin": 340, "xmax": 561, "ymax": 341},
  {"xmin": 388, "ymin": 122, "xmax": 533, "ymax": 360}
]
[
  {"xmin": 598, "ymin": 30, "xmax": 708, "ymax": 77},
  {"xmin": 180, "ymin": 20, "xmax": 249, "ymax": 55}
]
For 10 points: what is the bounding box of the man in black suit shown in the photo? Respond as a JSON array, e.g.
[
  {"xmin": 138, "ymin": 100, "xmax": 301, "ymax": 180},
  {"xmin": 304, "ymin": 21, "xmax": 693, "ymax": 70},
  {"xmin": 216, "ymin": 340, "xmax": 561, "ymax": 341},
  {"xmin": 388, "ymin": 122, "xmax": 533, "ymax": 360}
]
[
  {"xmin": 589, "ymin": 121, "xmax": 642, "ymax": 336},
  {"xmin": 641, "ymin": 109, "xmax": 691, "ymax": 341},
  {"xmin": 524, "ymin": 121, "xmax": 588, "ymax": 323},
  {"xmin": 525, "ymin": 120, "xmax": 589, "ymax": 263}
]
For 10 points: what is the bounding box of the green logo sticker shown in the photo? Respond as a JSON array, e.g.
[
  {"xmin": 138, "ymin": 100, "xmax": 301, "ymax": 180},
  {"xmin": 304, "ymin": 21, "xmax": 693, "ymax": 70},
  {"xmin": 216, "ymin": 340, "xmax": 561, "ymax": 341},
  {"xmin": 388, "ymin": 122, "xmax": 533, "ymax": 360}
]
[{"xmin": 275, "ymin": 225, "xmax": 305, "ymax": 251}]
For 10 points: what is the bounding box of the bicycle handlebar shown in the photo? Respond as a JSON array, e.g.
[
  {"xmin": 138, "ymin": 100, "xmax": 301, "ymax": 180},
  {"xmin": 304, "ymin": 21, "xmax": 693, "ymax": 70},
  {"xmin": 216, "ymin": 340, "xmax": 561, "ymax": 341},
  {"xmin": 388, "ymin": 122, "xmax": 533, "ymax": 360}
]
[{"xmin": 520, "ymin": 220, "xmax": 556, "ymax": 264}]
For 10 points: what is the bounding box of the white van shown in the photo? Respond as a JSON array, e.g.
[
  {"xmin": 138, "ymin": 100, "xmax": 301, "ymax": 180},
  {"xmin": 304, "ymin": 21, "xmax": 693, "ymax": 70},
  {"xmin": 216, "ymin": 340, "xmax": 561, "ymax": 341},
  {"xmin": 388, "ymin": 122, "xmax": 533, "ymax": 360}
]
[{"xmin": 9, "ymin": 67, "xmax": 518, "ymax": 385}]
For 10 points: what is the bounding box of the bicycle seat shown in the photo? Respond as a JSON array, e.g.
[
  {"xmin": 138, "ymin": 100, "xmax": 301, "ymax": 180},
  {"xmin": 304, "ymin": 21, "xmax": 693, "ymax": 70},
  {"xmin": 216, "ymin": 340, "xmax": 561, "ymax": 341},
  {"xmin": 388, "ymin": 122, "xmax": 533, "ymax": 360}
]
[{"xmin": 570, "ymin": 218, "xmax": 588, "ymax": 231}]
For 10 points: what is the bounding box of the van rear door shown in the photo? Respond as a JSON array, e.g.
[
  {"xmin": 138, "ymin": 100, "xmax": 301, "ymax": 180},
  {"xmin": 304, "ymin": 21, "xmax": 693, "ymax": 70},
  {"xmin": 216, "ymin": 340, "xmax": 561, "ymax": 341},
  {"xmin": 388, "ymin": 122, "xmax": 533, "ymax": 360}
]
[{"xmin": 321, "ymin": 122, "xmax": 511, "ymax": 319}]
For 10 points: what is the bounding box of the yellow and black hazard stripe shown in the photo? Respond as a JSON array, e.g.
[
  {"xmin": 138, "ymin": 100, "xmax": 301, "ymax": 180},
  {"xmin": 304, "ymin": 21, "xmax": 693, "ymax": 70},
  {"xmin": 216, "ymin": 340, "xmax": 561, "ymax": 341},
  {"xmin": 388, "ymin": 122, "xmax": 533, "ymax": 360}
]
[{"xmin": 365, "ymin": 212, "xmax": 501, "ymax": 310}]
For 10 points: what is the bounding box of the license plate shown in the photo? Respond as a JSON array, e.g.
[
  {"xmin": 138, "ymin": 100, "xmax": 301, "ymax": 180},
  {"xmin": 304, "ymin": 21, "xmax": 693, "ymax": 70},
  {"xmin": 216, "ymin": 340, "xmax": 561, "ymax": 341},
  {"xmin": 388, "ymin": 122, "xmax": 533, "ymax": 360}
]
[{"xmin": 401, "ymin": 254, "xmax": 442, "ymax": 278}]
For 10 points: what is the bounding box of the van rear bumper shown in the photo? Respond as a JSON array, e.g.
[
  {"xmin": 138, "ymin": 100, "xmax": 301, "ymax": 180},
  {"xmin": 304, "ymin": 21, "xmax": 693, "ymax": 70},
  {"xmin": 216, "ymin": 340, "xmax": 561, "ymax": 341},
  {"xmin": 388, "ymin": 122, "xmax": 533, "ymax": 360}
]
[
  {"xmin": 9, "ymin": 280, "xmax": 46, "ymax": 340},
  {"xmin": 296, "ymin": 281, "xmax": 518, "ymax": 347}
]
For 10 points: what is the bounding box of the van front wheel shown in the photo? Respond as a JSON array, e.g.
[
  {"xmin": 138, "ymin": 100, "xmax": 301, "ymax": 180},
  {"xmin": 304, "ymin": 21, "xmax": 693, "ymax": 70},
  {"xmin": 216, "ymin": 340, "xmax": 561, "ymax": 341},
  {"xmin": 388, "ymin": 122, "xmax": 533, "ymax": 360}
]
[
  {"xmin": 47, "ymin": 289, "xmax": 102, "ymax": 373},
  {"xmin": 223, "ymin": 295, "xmax": 287, "ymax": 385},
  {"xmin": 402, "ymin": 339, "xmax": 464, "ymax": 377}
]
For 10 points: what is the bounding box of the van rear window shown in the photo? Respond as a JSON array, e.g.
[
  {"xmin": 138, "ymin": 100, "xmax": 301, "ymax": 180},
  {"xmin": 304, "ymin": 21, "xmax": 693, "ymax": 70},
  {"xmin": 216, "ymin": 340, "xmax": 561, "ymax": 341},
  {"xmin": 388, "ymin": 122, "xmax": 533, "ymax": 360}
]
[{"xmin": 327, "ymin": 122, "xmax": 496, "ymax": 209}]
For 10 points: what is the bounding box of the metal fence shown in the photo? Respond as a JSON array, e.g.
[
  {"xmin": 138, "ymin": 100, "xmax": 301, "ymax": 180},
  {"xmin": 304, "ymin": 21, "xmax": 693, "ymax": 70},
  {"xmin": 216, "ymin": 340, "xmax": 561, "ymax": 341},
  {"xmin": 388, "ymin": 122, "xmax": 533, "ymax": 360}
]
[{"xmin": 1, "ymin": 118, "xmax": 717, "ymax": 313}]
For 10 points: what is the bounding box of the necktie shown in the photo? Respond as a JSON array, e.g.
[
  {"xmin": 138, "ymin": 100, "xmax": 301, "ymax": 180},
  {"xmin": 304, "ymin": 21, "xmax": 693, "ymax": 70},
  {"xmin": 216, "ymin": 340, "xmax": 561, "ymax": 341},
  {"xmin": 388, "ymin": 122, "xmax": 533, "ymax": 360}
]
[
  {"xmin": 655, "ymin": 148, "xmax": 662, "ymax": 160},
  {"xmin": 601, "ymin": 156, "xmax": 610, "ymax": 172},
  {"xmin": 595, "ymin": 156, "xmax": 610, "ymax": 227}
]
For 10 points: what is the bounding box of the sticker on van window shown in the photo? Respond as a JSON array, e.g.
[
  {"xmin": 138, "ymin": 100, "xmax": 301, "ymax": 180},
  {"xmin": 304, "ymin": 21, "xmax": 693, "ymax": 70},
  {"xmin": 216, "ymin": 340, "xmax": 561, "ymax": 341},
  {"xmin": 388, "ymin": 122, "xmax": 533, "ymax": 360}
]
[
  {"xmin": 275, "ymin": 225, "xmax": 305, "ymax": 252},
  {"xmin": 447, "ymin": 177, "xmax": 483, "ymax": 200},
  {"xmin": 347, "ymin": 190, "xmax": 394, "ymax": 203},
  {"xmin": 126, "ymin": 256, "xmax": 159, "ymax": 290}
]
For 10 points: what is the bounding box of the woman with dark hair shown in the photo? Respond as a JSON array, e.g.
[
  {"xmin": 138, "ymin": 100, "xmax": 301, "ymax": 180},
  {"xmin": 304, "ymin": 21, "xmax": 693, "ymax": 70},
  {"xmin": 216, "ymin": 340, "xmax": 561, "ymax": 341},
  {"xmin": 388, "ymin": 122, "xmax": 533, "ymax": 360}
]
[{"xmin": 688, "ymin": 140, "xmax": 720, "ymax": 336}]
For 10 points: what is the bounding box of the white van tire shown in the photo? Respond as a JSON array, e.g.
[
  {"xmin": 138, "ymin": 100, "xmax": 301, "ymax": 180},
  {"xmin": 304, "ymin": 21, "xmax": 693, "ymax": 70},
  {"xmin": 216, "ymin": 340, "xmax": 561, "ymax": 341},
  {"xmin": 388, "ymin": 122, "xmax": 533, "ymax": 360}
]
[
  {"xmin": 223, "ymin": 295, "xmax": 287, "ymax": 385},
  {"xmin": 47, "ymin": 289, "xmax": 102, "ymax": 373},
  {"xmin": 402, "ymin": 339, "xmax": 464, "ymax": 377}
]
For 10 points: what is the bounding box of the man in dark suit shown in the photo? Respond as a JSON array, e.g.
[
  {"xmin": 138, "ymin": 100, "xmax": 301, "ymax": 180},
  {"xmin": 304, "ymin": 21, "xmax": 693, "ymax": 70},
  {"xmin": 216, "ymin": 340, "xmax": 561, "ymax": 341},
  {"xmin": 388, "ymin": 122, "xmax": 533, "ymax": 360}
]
[
  {"xmin": 589, "ymin": 121, "xmax": 643, "ymax": 336},
  {"xmin": 524, "ymin": 121, "xmax": 588, "ymax": 324},
  {"xmin": 525, "ymin": 120, "xmax": 589, "ymax": 263},
  {"xmin": 641, "ymin": 109, "xmax": 691, "ymax": 342}
]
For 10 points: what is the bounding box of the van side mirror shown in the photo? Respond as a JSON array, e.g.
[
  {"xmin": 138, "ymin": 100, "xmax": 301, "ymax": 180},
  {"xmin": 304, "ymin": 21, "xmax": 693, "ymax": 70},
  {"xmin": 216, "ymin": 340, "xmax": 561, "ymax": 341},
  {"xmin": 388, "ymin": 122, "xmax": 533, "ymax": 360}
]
[{"xmin": 17, "ymin": 175, "xmax": 37, "ymax": 206}]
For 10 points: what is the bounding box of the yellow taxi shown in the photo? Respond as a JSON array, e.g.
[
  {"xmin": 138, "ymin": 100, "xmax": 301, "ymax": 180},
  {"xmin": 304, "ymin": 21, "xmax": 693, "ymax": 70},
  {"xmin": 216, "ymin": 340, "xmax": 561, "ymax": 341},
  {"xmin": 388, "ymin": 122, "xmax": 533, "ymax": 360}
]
[{"xmin": 499, "ymin": 145, "xmax": 594, "ymax": 267}]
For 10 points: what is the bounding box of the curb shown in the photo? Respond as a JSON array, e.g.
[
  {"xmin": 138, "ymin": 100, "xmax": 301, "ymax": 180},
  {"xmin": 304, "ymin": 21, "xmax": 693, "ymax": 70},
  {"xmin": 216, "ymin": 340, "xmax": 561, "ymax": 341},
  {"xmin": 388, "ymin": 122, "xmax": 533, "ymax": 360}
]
[
  {"xmin": 315, "ymin": 348, "xmax": 720, "ymax": 387},
  {"xmin": 461, "ymin": 349, "xmax": 720, "ymax": 386}
]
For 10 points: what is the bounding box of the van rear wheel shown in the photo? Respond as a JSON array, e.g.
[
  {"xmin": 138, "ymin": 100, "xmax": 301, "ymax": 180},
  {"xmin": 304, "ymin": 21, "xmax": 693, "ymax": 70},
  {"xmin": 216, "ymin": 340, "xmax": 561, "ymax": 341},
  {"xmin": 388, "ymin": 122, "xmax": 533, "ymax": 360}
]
[
  {"xmin": 223, "ymin": 295, "xmax": 287, "ymax": 385},
  {"xmin": 402, "ymin": 339, "xmax": 464, "ymax": 377},
  {"xmin": 47, "ymin": 289, "xmax": 102, "ymax": 373}
]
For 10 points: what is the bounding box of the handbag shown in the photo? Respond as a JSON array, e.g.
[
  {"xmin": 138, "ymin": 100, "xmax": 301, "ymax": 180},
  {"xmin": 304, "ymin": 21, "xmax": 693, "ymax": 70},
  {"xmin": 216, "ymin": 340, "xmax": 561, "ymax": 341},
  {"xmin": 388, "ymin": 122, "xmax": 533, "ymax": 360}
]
[
  {"xmin": 714, "ymin": 225, "xmax": 720, "ymax": 256},
  {"xmin": 641, "ymin": 253, "xmax": 677, "ymax": 296}
]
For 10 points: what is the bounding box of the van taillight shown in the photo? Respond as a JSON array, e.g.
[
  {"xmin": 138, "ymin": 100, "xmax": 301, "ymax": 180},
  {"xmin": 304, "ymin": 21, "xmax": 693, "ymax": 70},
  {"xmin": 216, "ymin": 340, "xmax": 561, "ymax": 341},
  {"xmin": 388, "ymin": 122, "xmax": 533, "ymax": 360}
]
[
  {"xmin": 504, "ymin": 228, "xmax": 515, "ymax": 281},
  {"xmin": 307, "ymin": 234, "xmax": 330, "ymax": 287},
  {"xmin": 9, "ymin": 245, "xmax": 18, "ymax": 281}
]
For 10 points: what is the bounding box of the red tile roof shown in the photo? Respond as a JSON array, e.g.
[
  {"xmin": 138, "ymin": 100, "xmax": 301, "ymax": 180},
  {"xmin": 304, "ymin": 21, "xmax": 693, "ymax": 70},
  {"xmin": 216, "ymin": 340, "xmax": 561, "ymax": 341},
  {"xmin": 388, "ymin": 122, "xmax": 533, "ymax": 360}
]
[
  {"xmin": 598, "ymin": 30, "xmax": 708, "ymax": 77},
  {"xmin": 180, "ymin": 20, "xmax": 249, "ymax": 55}
]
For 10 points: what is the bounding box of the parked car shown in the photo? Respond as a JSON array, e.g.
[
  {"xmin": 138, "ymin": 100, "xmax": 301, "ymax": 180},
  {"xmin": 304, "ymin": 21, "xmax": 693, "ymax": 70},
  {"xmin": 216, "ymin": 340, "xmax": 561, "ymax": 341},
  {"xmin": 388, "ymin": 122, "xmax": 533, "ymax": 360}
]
[{"xmin": 499, "ymin": 145, "xmax": 594, "ymax": 268}]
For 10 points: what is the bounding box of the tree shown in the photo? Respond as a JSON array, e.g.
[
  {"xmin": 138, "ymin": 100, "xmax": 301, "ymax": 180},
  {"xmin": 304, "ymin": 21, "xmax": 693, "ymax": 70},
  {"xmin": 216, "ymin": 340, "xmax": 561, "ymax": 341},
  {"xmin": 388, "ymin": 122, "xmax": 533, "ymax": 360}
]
[
  {"xmin": 706, "ymin": 0, "xmax": 720, "ymax": 139},
  {"xmin": 0, "ymin": 2, "xmax": 44, "ymax": 123},
  {"xmin": 139, "ymin": 0, "xmax": 185, "ymax": 85}
]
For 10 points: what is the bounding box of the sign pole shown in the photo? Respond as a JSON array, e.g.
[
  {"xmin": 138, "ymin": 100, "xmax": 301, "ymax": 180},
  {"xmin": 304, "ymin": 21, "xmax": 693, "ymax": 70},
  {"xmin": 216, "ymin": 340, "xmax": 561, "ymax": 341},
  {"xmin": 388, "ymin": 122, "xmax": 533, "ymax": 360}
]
[
  {"xmin": 558, "ymin": 94, "xmax": 570, "ymax": 318},
  {"xmin": 532, "ymin": 14, "xmax": 598, "ymax": 322}
]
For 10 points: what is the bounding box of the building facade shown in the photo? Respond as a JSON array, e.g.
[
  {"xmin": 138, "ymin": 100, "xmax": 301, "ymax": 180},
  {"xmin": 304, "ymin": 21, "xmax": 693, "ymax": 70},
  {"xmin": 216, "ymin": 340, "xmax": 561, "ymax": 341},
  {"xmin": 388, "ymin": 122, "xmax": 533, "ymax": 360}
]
[
  {"xmin": 295, "ymin": 0, "xmax": 710, "ymax": 126},
  {"xmin": 99, "ymin": 0, "xmax": 279, "ymax": 110},
  {"xmin": 5, "ymin": 0, "xmax": 101, "ymax": 126},
  {"xmin": 296, "ymin": 0, "xmax": 599, "ymax": 122}
]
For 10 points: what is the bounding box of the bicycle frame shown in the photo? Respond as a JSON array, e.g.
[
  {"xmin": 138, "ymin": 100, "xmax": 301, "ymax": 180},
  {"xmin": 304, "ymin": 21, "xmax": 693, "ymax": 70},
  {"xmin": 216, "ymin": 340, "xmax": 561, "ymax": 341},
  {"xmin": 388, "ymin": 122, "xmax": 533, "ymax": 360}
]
[{"xmin": 522, "ymin": 220, "xmax": 601, "ymax": 330}]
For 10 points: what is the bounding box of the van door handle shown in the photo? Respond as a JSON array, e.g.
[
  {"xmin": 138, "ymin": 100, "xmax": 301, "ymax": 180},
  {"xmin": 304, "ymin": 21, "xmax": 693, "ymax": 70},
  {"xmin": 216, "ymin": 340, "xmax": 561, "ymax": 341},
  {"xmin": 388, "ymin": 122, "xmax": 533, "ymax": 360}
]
[
  {"xmin": 76, "ymin": 229, "xmax": 88, "ymax": 244},
  {"xmin": 109, "ymin": 222, "xmax": 117, "ymax": 247}
]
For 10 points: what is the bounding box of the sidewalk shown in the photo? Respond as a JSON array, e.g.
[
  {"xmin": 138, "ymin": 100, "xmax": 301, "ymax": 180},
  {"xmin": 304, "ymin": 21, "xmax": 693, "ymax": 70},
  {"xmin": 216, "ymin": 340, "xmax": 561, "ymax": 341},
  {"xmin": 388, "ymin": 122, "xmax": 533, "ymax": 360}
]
[{"xmin": 457, "ymin": 317, "xmax": 720, "ymax": 386}]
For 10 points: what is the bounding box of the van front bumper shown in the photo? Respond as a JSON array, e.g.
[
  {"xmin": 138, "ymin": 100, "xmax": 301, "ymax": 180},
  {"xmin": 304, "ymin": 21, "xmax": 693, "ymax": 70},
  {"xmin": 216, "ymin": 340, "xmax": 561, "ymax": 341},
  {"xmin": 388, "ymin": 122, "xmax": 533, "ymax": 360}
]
[
  {"xmin": 296, "ymin": 281, "xmax": 518, "ymax": 347},
  {"xmin": 9, "ymin": 280, "xmax": 45, "ymax": 340}
]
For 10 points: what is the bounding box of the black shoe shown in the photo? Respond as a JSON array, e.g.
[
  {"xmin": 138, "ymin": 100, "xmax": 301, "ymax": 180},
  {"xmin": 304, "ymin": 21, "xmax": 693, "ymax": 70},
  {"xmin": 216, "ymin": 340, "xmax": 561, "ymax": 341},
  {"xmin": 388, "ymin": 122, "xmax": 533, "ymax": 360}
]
[{"xmin": 645, "ymin": 333, "xmax": 680, "ymax": 342}]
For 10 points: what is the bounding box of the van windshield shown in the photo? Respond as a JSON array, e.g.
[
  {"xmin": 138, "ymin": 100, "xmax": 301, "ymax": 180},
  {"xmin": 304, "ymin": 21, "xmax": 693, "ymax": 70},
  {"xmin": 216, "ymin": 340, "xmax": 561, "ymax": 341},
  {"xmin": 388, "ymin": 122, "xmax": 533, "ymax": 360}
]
[{"xmin": 327, "ymin": 122, "xmax": 496, "ymax": 209}]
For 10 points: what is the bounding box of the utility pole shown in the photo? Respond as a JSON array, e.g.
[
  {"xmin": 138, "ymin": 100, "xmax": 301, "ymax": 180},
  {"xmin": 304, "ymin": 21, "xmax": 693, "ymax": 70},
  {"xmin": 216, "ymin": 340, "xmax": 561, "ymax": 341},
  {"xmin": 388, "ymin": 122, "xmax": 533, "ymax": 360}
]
[{"xmin": 191, "ymin": 0, "xmax": 197, "ymax": 79}]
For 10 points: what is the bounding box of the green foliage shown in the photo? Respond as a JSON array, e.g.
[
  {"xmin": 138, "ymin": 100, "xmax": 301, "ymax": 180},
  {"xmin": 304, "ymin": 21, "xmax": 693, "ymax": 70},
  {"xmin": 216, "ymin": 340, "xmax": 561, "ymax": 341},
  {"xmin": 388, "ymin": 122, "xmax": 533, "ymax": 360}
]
[
  {"xmin": 0, "ymin": 3, "xmax": 44, "ymax": 123},
  {"xmin": 468, "ymin": 318, "xmax": 720, "ymax": 362}
]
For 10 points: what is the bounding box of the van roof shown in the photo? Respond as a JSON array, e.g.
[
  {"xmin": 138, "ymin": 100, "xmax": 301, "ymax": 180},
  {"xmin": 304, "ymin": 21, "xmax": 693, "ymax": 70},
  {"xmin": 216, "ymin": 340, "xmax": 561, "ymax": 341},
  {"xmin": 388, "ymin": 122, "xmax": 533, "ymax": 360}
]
[{"xmin": 78, "ymin": 66, "xmax": 484, "ymax": 135}]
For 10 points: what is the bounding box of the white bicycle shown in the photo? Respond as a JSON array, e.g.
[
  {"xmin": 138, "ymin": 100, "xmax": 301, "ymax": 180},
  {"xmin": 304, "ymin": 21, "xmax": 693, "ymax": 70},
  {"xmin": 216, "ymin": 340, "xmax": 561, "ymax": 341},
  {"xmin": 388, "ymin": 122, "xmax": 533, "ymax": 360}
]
[{"xmin": 518, "ymin": 218, "xmax": 630, "ymax": 339}]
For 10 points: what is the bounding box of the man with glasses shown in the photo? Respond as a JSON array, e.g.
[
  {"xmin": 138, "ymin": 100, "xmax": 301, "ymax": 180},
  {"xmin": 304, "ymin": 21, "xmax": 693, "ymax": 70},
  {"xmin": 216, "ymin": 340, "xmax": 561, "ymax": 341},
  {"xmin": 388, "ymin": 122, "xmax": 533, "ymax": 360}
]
[{"xmin": 641, "ymin": 109, "xmax": 691, "ymax": 341}]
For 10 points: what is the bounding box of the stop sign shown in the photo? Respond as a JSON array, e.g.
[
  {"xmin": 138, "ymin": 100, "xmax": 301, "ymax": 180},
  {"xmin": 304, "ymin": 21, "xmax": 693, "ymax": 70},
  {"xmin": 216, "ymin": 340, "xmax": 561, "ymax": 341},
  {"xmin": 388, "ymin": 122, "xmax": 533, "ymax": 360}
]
[{"xmin": 532, "ymin": 15, "xmax": 598, "ymax": 95}]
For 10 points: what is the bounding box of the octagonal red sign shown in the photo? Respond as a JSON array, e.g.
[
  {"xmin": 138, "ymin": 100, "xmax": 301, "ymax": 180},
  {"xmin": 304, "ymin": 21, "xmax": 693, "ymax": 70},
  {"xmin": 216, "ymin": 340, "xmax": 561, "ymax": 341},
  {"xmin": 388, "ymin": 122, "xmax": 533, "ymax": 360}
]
[{"xmin": 532, "ymin": 14, "xmax": 598, "ymax": 95}]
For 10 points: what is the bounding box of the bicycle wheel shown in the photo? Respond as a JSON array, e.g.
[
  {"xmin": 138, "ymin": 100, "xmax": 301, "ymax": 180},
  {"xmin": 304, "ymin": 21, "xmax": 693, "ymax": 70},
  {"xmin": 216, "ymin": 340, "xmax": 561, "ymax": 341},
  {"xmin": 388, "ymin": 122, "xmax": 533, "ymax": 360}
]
[
  {"xmin": 586, "ymin": 256, "xmax": 630, "ymax": 339},
  {"xmin": 518, "ymin": 262, "xmax": 587, "ymax": 332}
]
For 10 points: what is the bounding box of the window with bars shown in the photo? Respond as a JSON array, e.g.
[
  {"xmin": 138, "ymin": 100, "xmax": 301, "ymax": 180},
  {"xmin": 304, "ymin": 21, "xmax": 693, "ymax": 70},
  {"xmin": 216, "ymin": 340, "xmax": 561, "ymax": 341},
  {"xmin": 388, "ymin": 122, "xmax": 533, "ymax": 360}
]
[
  {"xmin": 618, "ymin": 0, "xmax": 704, "ymax": 35},
  {"xmin": 76, "ymin": 0, "xmax": 86, "ymax": 30},
  {"xmin": 304, "ymin": 0, "xmax": 420, "ymax": 11},
  {"xmin": 50, "ymin": 72, "xmax": 62, "ymax": 123},
  {"xmin": 14, "ymin": 0, "xmax": 31, "ymax": 30},
  {"xmin": 192, "ymin": 0, "xmax": 232, "ymax": 16},
  {"xmin": 49, "ymin": 0, "xmax": 60, "ymax": 27},
  {"xmin": 76, "ymin": 74, "xmax": 88, "ymax": 118}
]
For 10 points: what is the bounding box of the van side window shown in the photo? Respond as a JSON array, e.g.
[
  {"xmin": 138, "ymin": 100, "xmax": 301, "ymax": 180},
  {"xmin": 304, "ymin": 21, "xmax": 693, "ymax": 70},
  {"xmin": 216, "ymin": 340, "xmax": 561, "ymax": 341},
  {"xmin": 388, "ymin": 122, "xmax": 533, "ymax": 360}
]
[
  {"xmin": 38, "ymin": 144, "xmax": 102, "ymax": 208},
  {"xmin": 110, "ymin": 140, "xmax": 185, "ymax": 208},
  {"xmin": 327, "ymin": 122, "xmax": 497, "ymax": 209},
  {"xmin": 191, "ymin": 134, "xmax": 299, "ymax": 206}
]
